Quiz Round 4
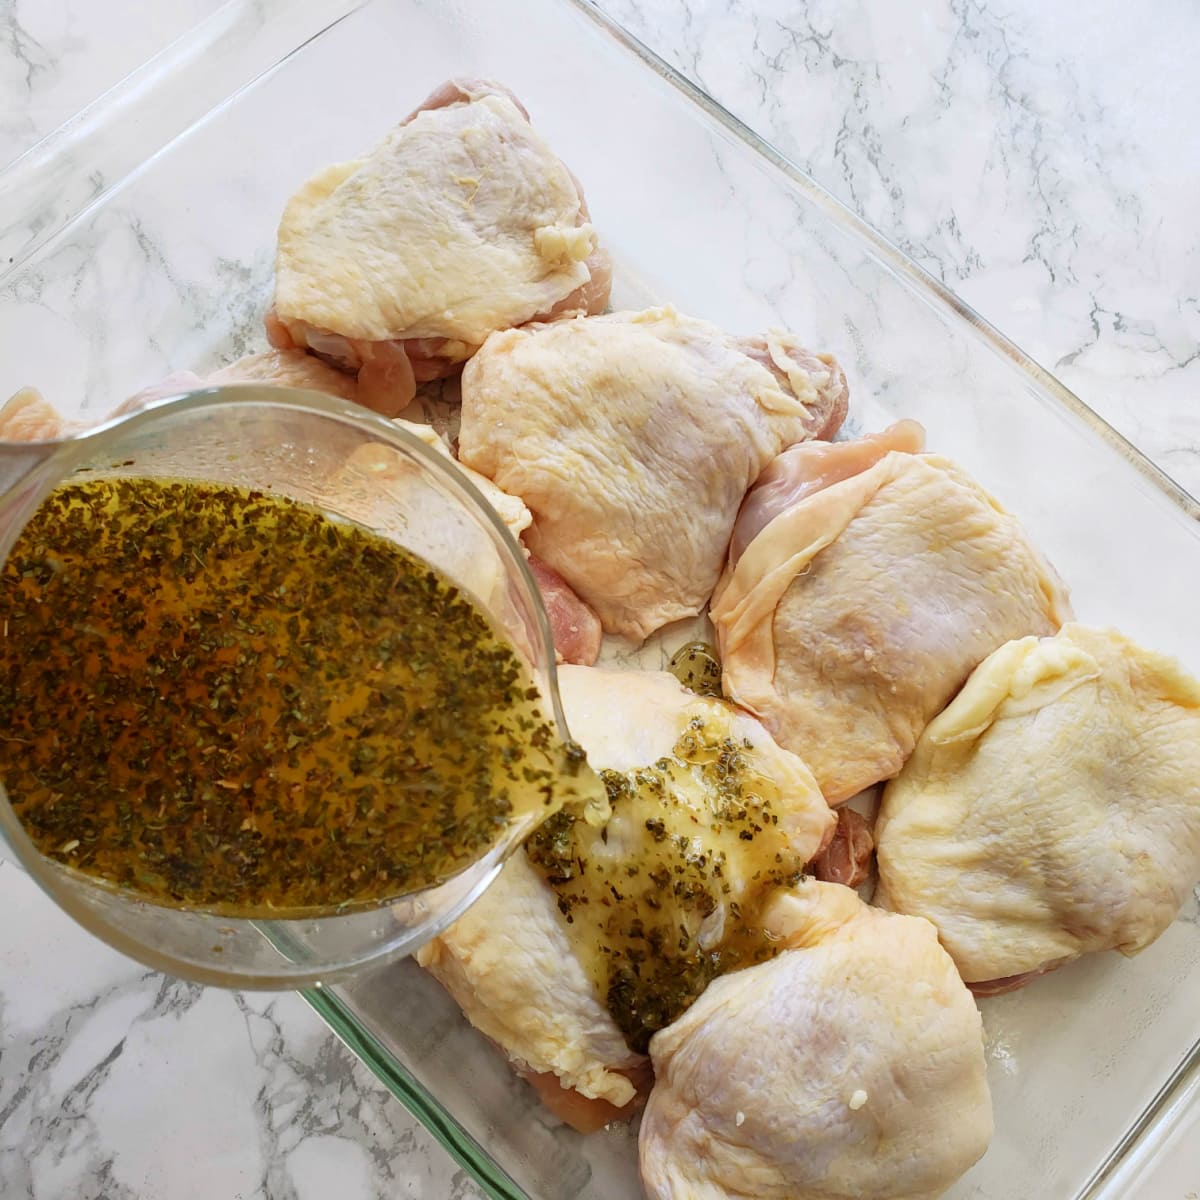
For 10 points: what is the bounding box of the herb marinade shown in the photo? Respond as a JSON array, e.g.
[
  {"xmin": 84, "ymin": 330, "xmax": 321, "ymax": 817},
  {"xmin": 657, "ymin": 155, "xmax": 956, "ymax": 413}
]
[
  {"xmin": 526, "ymin": 710, "xmax": 808, "ymax": 1053},
  {"xmin": 0, "ymin": 475, "xmax": 589, "ymax": 915}
]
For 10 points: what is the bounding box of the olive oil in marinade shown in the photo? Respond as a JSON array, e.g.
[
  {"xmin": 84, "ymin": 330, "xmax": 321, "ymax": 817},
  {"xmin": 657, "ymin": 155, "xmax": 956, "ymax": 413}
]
[
  {"xmin": 0, "ymin": 474, "xmax": 597, "ymax": 916},
  {"xmin": 526, "ymin": 711, "xmax": 808, "ymax": 1054}
]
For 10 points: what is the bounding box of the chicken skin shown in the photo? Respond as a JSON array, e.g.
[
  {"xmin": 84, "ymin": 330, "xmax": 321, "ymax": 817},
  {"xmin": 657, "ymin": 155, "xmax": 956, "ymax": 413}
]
[
  {"xmin": 418, "ymin": 848, "xmax": 646, "ymax": 1113},
  {"xmin": 115, "ymin": 348, "xmax": 361, "ymax": 413},
  {"xmin": 458, "ymin": 306, "xmax": 848, "ymax": 641},
  {"xmin": 0, "ymin": 388, "xmax": 83, "ymax": 440},
  {"xmin": 875, "ymin": 624, "xmax": 1200, "ymax": 990},
  {"xmin": 712, "ymin": 423, "xmax": 1071, "ymax": 803},
  {"xmin": 418, "ymin": 666, "xmax": 835, "ymax": 1119},
  {"xmin": 640, "ymin": 880, "xmax": 992, "ymax": 1200},
  {"xmin": 267, "ymin": 79, "xmax": 611, "ymax": 414}
]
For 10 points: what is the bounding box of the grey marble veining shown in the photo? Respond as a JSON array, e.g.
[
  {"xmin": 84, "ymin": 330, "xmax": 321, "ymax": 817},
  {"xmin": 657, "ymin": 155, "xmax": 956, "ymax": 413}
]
[
  {"xmin": 597, "ymin": 0, "xmax": 1200, "ymax": 497},
  {"xmin": 1, "ymin": 1, "xmax": 1198, "ymax": 1198},
  {"xmin": 0, "ymin": 863, "xmax": 479, "ymax": 1199},
  {"xmin": 0, "ymin": 0, "xmax": 226, "ymax": 164}
]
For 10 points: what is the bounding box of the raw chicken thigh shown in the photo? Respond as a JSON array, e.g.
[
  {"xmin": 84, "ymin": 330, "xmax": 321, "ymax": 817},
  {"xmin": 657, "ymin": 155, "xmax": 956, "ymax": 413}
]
[
  {"xmin": 206, "ymin": 348, "xmax": 360, "ymax": 396},
  {"xmin": 117, "ymin": 347, "xmax": 362, "ymax": 412},
  {"xmin": 875, "ymin": 624, "xmax": 1200, "ymax": 991},
  {"xmin": 419, "ymin": 666, "xmax": 835, "ymax": 1120},
  {"xmin": 639, "ymin": 879, "xmax": 992, "ymax": 1200},
  {"xmin": 458, "ymin": 306, "xmax": 848, "ymax": 641},
  {"xmin": 15, "ymin": 348, "xmax": 365, "ymax": 426},
  {"xmin": 712, "ymin": 423, "xmax": 1071, "ymax": 803},
  {"xmin": 418, "ymin": 849, "xmax": 647, "ymax": 1117},
  {"xmin": 0, "ymin": 388, "xmax": 83, "ymax": 440},
  {"xmin": 268, "ymin": 79, "xmax": 611, "ymax": 414}
]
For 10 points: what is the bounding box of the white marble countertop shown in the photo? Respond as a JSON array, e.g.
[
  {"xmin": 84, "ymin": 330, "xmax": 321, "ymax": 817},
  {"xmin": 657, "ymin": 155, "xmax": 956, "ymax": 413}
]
[{"xmin": 1, "ymin": 1, "xmax": 1197, "ymax": 1197}]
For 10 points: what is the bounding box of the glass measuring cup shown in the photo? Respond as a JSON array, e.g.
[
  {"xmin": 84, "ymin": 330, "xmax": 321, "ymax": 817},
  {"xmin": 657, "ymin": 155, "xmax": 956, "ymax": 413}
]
[{"xmin": 0, "ymin": 385, "xmax": 590, "ymax": 988}]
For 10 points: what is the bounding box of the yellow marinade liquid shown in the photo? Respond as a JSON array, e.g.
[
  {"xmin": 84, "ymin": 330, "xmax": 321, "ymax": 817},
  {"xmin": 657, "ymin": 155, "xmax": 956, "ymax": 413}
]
[
  {"xmin": 0, "ymin": 475, "xmax": 597, "ymax": 916},
  {"xmin": 526, "ymin": 709, "xmax": 809, "ymax": 1053}
]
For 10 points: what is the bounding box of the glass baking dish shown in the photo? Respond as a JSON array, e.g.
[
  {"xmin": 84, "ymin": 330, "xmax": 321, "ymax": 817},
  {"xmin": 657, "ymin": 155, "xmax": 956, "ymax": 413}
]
[{"xmin": 2, "ymin": 0, "xmax": 1198, "ymax": 1196}]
